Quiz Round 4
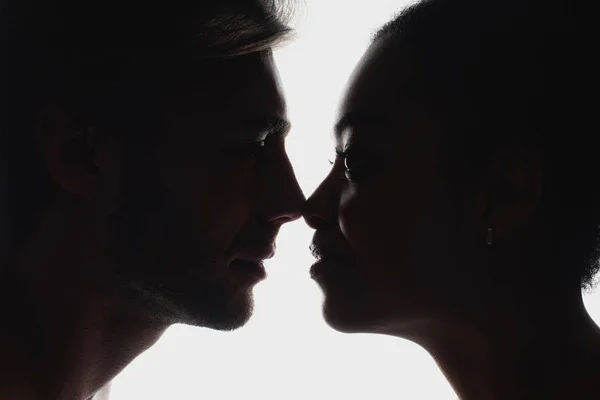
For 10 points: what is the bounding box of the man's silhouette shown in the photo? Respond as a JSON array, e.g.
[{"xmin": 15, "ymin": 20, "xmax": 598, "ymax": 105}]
[{"xmin": 0, "ymin": 0, "xmax": 304, "ymax": 398}]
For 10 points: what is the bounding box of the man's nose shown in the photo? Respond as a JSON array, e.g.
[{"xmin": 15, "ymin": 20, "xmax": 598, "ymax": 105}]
[{"xmin": 263, "ymin": 153, "xmax": 305, "ymax": 225}]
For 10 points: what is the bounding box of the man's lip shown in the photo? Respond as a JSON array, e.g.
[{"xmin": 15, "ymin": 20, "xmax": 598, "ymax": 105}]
[
  {"xmin": 230, "ymin": 259, "xmax": 267, "ymax": 280},
  {"xmin": 234, "ymin": 244, "xmax": 276, "ymax": 262}
]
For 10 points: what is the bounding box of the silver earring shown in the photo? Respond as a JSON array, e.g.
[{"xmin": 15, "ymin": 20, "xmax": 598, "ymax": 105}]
[{"xmin": 487, "ymin": 227, "xmax": 493, "ymax": 247}]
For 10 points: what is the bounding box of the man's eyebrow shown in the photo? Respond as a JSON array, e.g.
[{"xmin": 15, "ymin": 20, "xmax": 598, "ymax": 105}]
[
  {"xmin": 334, "ymin": 111, "xmax": 391, "ymax": 137},
  {"xmin": 239, "ymin": 115, "xmax": 292, "ymax": 138}
]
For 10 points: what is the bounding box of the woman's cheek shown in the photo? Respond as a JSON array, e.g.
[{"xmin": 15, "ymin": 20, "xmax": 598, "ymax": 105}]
[
  {"xmin": 339, "ymin": 185, "xmax": 359, "ymax": 241},
  {"xmin": 339, "ymin": 183, "xmax": 405, "ymax": 259},
  {"xmin": 339, "ymin": 186, "xmax": 386, "ymax": 254}
]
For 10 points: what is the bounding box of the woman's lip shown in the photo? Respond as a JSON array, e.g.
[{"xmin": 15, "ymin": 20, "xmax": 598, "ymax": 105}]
[{"xmin": 309, "ymin": 257, "xmax": 350, "ymax": 279}]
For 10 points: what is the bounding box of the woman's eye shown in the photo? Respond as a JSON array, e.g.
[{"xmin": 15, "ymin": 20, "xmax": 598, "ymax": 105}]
[
  {"xmin": 343, "ymin": 155, "xmax": 354, "ymax": 172},
  {"xmin": 330, "ymin": 149, "xmax": 378, "ymax": 181},
  {"xmin": 343, "ymin": 154, "xmax": 363, "ymax": 181},
  {"xmin": 342, "ymin": 152, "xmax": 377, "ymax": 182}
]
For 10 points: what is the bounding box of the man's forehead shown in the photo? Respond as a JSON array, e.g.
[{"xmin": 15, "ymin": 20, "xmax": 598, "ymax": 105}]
[
  {"xmin": 179, "ymin": 54, "xmax": 285, "ymax": 113},
  {"xmin": 163, "ymin": 52, "xmax": 287, "ymax": 133},
  {"xmin": 161, "ymin": 104, "xmax": 290, "ymax": 146}
]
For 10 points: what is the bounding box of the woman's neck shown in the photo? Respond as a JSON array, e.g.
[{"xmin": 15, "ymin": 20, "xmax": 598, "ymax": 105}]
[{"xmin": 392, "ymin": 288, "xmax": 600, "ymax": 400}]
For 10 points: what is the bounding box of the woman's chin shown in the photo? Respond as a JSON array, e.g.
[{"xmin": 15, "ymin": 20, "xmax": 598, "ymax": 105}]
[
  {"xmin": 320, "ymin": 290, "xmax": 423, "ymax": 337},
  {"xmin": 321, "ymin": 297, "xmax": 381, "ymax": 334}
]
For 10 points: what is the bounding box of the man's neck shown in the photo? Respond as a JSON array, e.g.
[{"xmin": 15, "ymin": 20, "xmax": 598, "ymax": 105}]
[{"xmin": 0, "ymin": 207, "xmax": 168, "ymax": 400}]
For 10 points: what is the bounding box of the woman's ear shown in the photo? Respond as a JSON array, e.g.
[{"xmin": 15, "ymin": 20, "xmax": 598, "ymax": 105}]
[{"xmin": 481, "ymin": 146, "xmax": 543, "ymax": 242}]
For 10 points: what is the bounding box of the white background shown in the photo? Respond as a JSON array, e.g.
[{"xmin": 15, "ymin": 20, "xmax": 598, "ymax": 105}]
[{"xmin": 109, "ymin": 1, "xmax": 600, "ymax": 399}]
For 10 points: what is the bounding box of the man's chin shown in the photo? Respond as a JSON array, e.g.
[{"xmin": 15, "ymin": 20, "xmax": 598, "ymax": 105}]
[
  {"xmin": 122, "ymin": 280, "xmax": 255, "ymax": 331},
  {"xmin": 179, "ymin": 293, "xmax": 255, "ymax": 331}
]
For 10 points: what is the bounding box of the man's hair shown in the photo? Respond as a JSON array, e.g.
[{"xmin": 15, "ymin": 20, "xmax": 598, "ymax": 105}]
[
  {"xmin": 372, "ymin": 0, "xmax": 595, "ymax": 289},
  {"xmin": 0, "ymin": 0, "xmax": 295, "ymax": 254}
]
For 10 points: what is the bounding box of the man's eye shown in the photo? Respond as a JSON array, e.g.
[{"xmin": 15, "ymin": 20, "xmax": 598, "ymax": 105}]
[
  {"xmin": 229, "ymin": 139, "xmax": 266, "ymax": 158},
  {"xmin": 235, "ymin": 137, "xmax": 284, "ymax": 164},
  {"xmin": 254, "ymin": 138, "xmax": 279, "ymax": 156},
  {"xmin": 251, "ymin": 140, "xmax": 267, "ymax": 152}
]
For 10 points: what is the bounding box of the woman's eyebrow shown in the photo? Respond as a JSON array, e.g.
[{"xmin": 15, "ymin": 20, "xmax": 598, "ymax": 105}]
[{"xmin": 334, "ymin": 111, "xmax": 392, "ymax": 138}]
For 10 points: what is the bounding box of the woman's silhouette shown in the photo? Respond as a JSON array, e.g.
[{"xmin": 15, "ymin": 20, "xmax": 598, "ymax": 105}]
[{"xmin": 304, "ymin": 0, "xmax": 599, "ymax": 398}]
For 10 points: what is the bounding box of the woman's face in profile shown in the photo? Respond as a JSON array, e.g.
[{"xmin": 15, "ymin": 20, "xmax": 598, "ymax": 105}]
[{"xmin": 305, "ymin": 43, "xmax": 485, "ymax": 333}]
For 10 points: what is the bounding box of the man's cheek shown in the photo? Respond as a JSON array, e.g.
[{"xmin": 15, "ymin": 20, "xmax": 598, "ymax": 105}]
[{"xmin": 201, "ymin": 184, "xmax": 252, "ymax": 248}]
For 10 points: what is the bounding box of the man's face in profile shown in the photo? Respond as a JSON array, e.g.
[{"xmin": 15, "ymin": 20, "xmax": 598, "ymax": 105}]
[{"xmin": 107, "ymin": 51, "xmax": 304, "ymax": 330}]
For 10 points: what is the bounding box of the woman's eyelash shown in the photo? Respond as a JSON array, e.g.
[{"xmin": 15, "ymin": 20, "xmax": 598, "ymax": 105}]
[
  {"xmin": 335, "ymin": 150, "xmax": 349, "ymax": 159},
  {"xmin": 328, "ymin": 150, "xmax": 347, "ymax": 165},
  {"xmin": 336, "ymin": 148, "xmax": 381, "ymax": 182}
]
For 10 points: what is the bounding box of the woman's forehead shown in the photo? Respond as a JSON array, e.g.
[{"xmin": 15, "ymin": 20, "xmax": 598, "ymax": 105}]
[{"xmin": 339, "ymin": 42, "xmax": 418, "ymax": 122}]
